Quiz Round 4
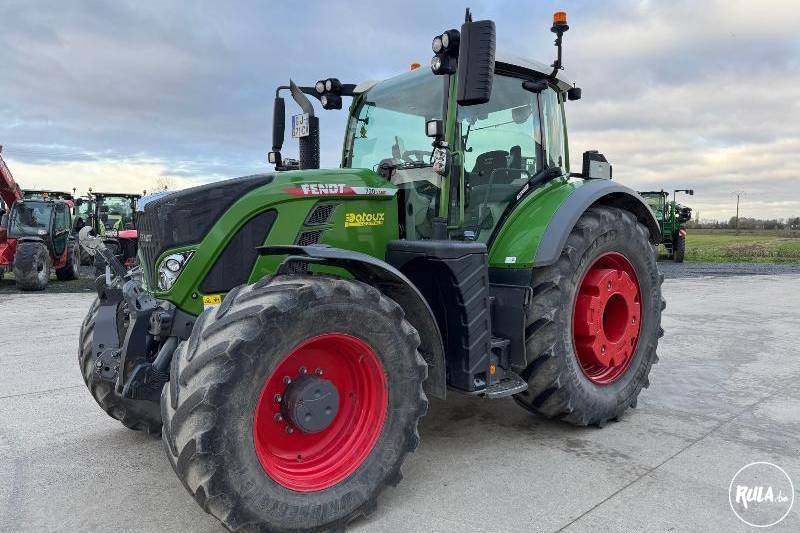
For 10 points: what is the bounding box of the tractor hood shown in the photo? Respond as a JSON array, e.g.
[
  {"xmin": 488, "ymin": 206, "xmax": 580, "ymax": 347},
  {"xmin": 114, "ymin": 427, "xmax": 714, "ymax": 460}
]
[{"xmin": 137, "ymin": 167, "xmax": 397, "ymax": 302}]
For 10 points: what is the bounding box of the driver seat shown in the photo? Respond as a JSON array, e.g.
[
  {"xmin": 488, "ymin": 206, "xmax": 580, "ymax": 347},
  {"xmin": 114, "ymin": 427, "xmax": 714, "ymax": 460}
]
[{"xmin": 468, "ymin": 150, "xmax": 509, "ymax": 188}]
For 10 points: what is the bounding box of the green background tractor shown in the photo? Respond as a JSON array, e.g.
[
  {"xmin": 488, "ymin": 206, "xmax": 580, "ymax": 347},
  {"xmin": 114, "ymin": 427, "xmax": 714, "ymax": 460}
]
[
  {"xmin": 639, "ymin": 189, "xmax": 693, "ymax": 262},
  {"xmin": 79, "ymin": 11, "xmax": 664, "ymax": 532}
]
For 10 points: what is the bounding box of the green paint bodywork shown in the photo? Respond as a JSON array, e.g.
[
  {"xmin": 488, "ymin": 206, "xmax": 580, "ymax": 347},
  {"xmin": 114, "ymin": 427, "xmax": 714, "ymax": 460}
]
[
  {"xmin": 488, "ymin": 176, "xmax": 580, "ymax": 268},
  {"xmin": 148, "ymin": 168, "xmax": 399, "ymax": 316}
]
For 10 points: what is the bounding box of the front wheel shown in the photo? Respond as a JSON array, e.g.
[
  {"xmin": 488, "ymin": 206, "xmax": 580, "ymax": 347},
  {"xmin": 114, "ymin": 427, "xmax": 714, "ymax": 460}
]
[
  {"xmin": 13, "ymin": 240, "xmax": 50, "ymax": 291},
  {"xmin": 514, "ymin": 205, "xmax": 664, "ymax": 426},
  {"xmin": 162, "ymin": 275, "xmax": 428, "ymax": 532},
  {"xmin": 56, "ymin": 240, "xmax": 80, "ymax": 281},
  {"xmin": 78, "ymin": 297, "xmax": 163, "ymax": 436}
]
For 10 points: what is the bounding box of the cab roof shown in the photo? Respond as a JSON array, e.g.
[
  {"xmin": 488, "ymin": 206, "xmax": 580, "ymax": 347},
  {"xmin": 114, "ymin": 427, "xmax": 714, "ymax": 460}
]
[{"xmin": 354, "ymin": 52, "xmax": 575, "ymax": 95}]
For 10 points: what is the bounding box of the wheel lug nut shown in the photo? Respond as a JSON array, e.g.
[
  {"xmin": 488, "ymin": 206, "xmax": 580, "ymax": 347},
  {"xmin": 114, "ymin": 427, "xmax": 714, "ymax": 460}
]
[
  {"xmin": 299, "ymin": 366, "xmax": 307, "ymax": 375},
  {"xmin": 283, "ymin": 376, "xmax": 292, "ymax": 385},
  {"xmin": 315, "ymin": 368, "xmax": 323, "ymax": 376},
  {"xmin": 285, "ymin": 425, "xmax": 294, "ymax": 434},
  {"xmin": 273, "ymin": 413, "xmax": 283, "ymax": 422},
  {"xmin": 274, "ymin": 393, "xmax": 282, "ymax": 402}
]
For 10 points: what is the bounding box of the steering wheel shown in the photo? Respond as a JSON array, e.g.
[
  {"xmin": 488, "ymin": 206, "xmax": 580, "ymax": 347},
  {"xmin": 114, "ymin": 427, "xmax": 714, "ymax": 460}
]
[{"xmin": 402, "ymin": 150, "xmax": 431, "ymax": 164}]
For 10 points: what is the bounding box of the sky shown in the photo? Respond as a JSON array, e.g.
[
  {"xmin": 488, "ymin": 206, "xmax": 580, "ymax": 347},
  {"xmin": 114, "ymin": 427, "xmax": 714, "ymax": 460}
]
[{"xmin": 1, "ymin": 0, "xmax": 798, "ymax": 221}]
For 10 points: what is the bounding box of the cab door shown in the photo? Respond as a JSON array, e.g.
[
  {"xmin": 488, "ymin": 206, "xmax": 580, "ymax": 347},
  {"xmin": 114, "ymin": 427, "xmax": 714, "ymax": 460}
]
[{"xmin": 52, "ymin": 203, "xmax": 70, "ymax": 258}]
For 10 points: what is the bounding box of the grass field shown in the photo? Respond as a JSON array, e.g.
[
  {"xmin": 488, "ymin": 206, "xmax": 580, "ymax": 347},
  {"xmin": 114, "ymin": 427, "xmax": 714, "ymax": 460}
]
[{"xmin": 671, "ymin": 231, "xmax": 800, "ymax": 263}]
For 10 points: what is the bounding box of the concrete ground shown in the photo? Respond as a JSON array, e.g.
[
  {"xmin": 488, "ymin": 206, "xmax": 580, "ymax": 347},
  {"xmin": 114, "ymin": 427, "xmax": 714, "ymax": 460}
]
[{"xmin": 0, "ymin": 274, "xmax": 798, "ymax": 532}]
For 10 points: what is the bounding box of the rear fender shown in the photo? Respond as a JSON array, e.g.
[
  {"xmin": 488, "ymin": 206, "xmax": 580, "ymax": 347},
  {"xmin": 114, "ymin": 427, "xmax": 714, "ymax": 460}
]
[
  {"xmin": 489, "ymin": 179, "xmax": 660, "ymax": 269},
  {"xmin": 259, "ymin": 245, "xmax": 447, "ymax": 399},
  {"xmin": 534, "ymin": 181, "xmax": 661, "ymax": 266}
]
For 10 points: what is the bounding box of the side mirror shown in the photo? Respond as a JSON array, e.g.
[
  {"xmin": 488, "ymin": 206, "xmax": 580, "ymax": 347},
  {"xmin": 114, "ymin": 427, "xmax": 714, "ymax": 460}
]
[
  {"xmin": 688, "ymin": 189, "xmax": 695, "ymax": 196},
  {"xmin": 272, "ymin": 96, "xmax": 285, "ymax": 153},
  {"xmin": 456, "ymin": 19, "xmax": 496, "ymax": 106},
  {"xmin": 582, "ymin": 150, "xmax": 612, "ymax": 179}
]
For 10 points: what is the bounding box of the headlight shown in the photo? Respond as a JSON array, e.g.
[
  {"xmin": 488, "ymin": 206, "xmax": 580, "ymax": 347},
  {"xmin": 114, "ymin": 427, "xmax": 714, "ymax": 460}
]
[
  {"xmin": 315, "ymin": 80, "xmax": 325, "ymax": 94},
  {"xmin": 432, "ymin": 36, "xmax": 443, "ymax": 54},
  {"xmin": 157, "ymin": 251, "xmax": 193, "ymax": 291},
  {"xmin": 431, "ymin": 56, "xmax": 442, "ymax": 73},
  {"xmin": 440, "ymin": 32, "xmax": 449, "ymax": 49}
]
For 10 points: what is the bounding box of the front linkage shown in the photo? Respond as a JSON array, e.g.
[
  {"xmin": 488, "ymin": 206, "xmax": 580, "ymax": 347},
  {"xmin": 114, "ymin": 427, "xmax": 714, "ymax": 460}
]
[{"xmin": 89, "ymin": 244, "xmax": 193, "ymax": 405}]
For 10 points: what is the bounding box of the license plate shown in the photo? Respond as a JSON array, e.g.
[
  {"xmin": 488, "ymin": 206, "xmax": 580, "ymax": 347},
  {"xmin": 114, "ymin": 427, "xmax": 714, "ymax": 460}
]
[{"xmin": 291, "ymin": 113, "xmax": 310, "ymax": 138}]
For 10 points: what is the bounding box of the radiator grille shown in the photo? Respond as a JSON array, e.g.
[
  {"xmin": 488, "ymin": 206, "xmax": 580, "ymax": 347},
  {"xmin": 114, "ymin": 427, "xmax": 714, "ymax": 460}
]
[
  {"xmin": 305, "ymin": 203, "xmax": 336, "ymax": 225},
  {"xmin": 295, "ymin": 230, "xmax": 323, "ymax": 246}
]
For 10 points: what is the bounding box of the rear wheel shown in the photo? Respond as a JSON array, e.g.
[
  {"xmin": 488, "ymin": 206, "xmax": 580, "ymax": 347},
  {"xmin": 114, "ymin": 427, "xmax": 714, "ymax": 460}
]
[
  {"xmin": 78, "ymin": 297, "xmax": 162, "ymax": 436},
  {"xmin": 13, "ymin": 240, "xmax": 50, "ymax": 291},
  {"xmin": 513, "ymin": 206, "xmax": 664, "ymax": 426},
  {"xmin": 162, "ymin": 275, "xmax": 428, "ymax": 532},
  {"xmin": 56, "ymin": 240, "xmax": 80, "ymax": 280}
]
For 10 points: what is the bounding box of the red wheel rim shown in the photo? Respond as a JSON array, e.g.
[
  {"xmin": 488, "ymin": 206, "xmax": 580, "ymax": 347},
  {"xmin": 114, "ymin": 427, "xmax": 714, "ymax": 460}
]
[
  {"xmin": 572, "ymin": 252, "xmax": 642, "ymax": 385},
  {"xmin": 253, "ymin": 333, "xmax": 388, "ymax": 492}
]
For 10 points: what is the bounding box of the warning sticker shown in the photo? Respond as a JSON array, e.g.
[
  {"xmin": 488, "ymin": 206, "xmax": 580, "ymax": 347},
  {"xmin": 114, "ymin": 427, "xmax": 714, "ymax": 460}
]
[{"xmin": 202, "ymin": 294, "xmax": 223, "ymax": 308}]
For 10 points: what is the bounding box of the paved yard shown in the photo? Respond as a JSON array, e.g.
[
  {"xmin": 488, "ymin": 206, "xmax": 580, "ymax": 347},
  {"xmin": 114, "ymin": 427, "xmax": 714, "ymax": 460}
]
[{"xmin": 0, "ymin": 275, "xmax": 798, "ymax": 532}]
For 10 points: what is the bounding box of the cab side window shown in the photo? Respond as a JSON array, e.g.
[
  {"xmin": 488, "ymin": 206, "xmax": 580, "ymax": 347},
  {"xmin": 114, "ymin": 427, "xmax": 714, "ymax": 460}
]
[
  {"xmin": 55, "ymin": 204, "xmax": 69, "ymax": 231},
  {"xmin": 540, "ymin": 88, "xmax": 566, "ymax": 171}
]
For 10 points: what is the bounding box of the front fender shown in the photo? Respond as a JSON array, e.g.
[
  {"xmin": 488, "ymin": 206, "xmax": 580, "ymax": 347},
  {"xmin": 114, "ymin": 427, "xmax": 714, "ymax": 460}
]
[{"xmin": 489, "ymin": 178, "xmax": 660, "ymax": 268}]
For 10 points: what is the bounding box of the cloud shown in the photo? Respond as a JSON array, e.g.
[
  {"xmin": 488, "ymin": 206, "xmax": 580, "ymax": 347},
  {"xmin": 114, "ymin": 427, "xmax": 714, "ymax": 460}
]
[{"xmin": 0, "ymin": 0, "xmax": 798, "ymax": 220}]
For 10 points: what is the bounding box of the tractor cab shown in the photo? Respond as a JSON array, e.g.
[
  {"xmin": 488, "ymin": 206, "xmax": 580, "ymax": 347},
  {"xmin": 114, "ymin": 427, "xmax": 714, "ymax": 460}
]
[
  {"xmin": 8, "ymin": 199, "xmax": 73, "ymax": 258},
  {"xmin": 91, "ymin": 193, "xmax": 139, "ymax": 236}
]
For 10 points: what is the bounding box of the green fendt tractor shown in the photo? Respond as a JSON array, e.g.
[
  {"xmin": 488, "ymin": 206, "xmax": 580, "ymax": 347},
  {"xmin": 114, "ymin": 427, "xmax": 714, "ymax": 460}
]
[
  {"xmin": 80, "ymin": 11, "xmax": 664, "ymax": 532},
  {"xmin": 639, "ymin": 189, "xmax": 693, "ymax": 262}
]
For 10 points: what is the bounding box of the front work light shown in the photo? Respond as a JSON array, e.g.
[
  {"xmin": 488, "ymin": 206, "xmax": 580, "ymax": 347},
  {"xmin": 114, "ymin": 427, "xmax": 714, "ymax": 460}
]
[
  {"xmin": 425, "ymin": 119, "xmax": 443, "ymax": 138},
  {"xmin": 432, "ymin": 36, "xmax": 443, "ymax": 53},
  {"xmin": 324, "ymin": 78, "xmax": 341, "ymax": 93},
  {"xmin": 315, "ymin": 81, "xmax": 326, "ymax": 94},
  {"xmin": 158, "ymin": 251, "xmax": 194, "ymax": 291},
  {"xmin": 321, "ymin": 94, "xmax": 342, "ymax": 110}
]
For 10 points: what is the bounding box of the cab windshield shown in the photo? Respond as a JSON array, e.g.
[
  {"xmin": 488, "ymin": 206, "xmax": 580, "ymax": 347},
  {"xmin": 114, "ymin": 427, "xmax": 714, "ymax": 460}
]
[
  {"xmin": 345, "ymin": 69, "xmax": 443, "ymax": 187},
  {"xmin": 9, "ymin": 201, "xmax": 52, "ymax": 237},
  {"xmin": 98, "ymin": 196, "xmax": 135, "ymax": 231},
  {"xmin": 642, "ymin": 194, "xmax": 666, "ymax": 220}
]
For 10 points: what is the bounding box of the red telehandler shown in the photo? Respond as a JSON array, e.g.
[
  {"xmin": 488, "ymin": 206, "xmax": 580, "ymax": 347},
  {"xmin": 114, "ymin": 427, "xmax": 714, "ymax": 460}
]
[
  {"xmin": 0, "ymin": 146, "xmax": 24, "ymax": 279},
  {"xmin": 0, "ymin": 147, "xmax": 80, "ymax": 289}
]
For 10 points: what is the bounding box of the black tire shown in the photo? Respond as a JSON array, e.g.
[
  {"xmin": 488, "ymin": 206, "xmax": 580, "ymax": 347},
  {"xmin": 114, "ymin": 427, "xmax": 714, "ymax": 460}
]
[
  {"xmin": 673, "ymin": 233, "xmax": 685, "ymax": 263},
  {"xmin": 162, "ymin": 275, "xmax": 428, "ymax": 533},
  {"xmin": 56, "ymin": 240, "xmax": 80, "ymax": 281},
  {"xmin": 79, "ymin": 297, "xmax": 162, "ymax": 436},
  {"xmin": 94, "ymin": 241, "xmax": 119, "ymax": 279},
  {"xmin": 513, "ymin": 205, "xmax": 664, "ymax": 426},
  {"xmin": 13, "ymin": 240, "xmax": 50, "ymax": 291}
]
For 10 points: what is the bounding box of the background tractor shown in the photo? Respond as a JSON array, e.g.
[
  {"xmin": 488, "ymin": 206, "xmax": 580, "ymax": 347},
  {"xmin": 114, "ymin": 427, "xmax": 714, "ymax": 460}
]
[
  {"xmin": 76, "ymin": 190, "xmax": 140, "ymax": 275},
  {"xmin": 639, "ymin": 189, "xmax": 693, "ymax": 262},
  {"xmin": 79, "ymin": 10, "xmax": 664, "ymax": 532}
]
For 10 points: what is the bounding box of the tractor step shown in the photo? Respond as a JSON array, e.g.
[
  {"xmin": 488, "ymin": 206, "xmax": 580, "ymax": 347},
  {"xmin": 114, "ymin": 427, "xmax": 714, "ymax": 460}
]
[
  {"xmin": 459, "ymin": 369, "xmax": 528, "ymax": 399},
  {"xmin": 482, "ymin": 371, "xmax": 528, "ymax": 398}
]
